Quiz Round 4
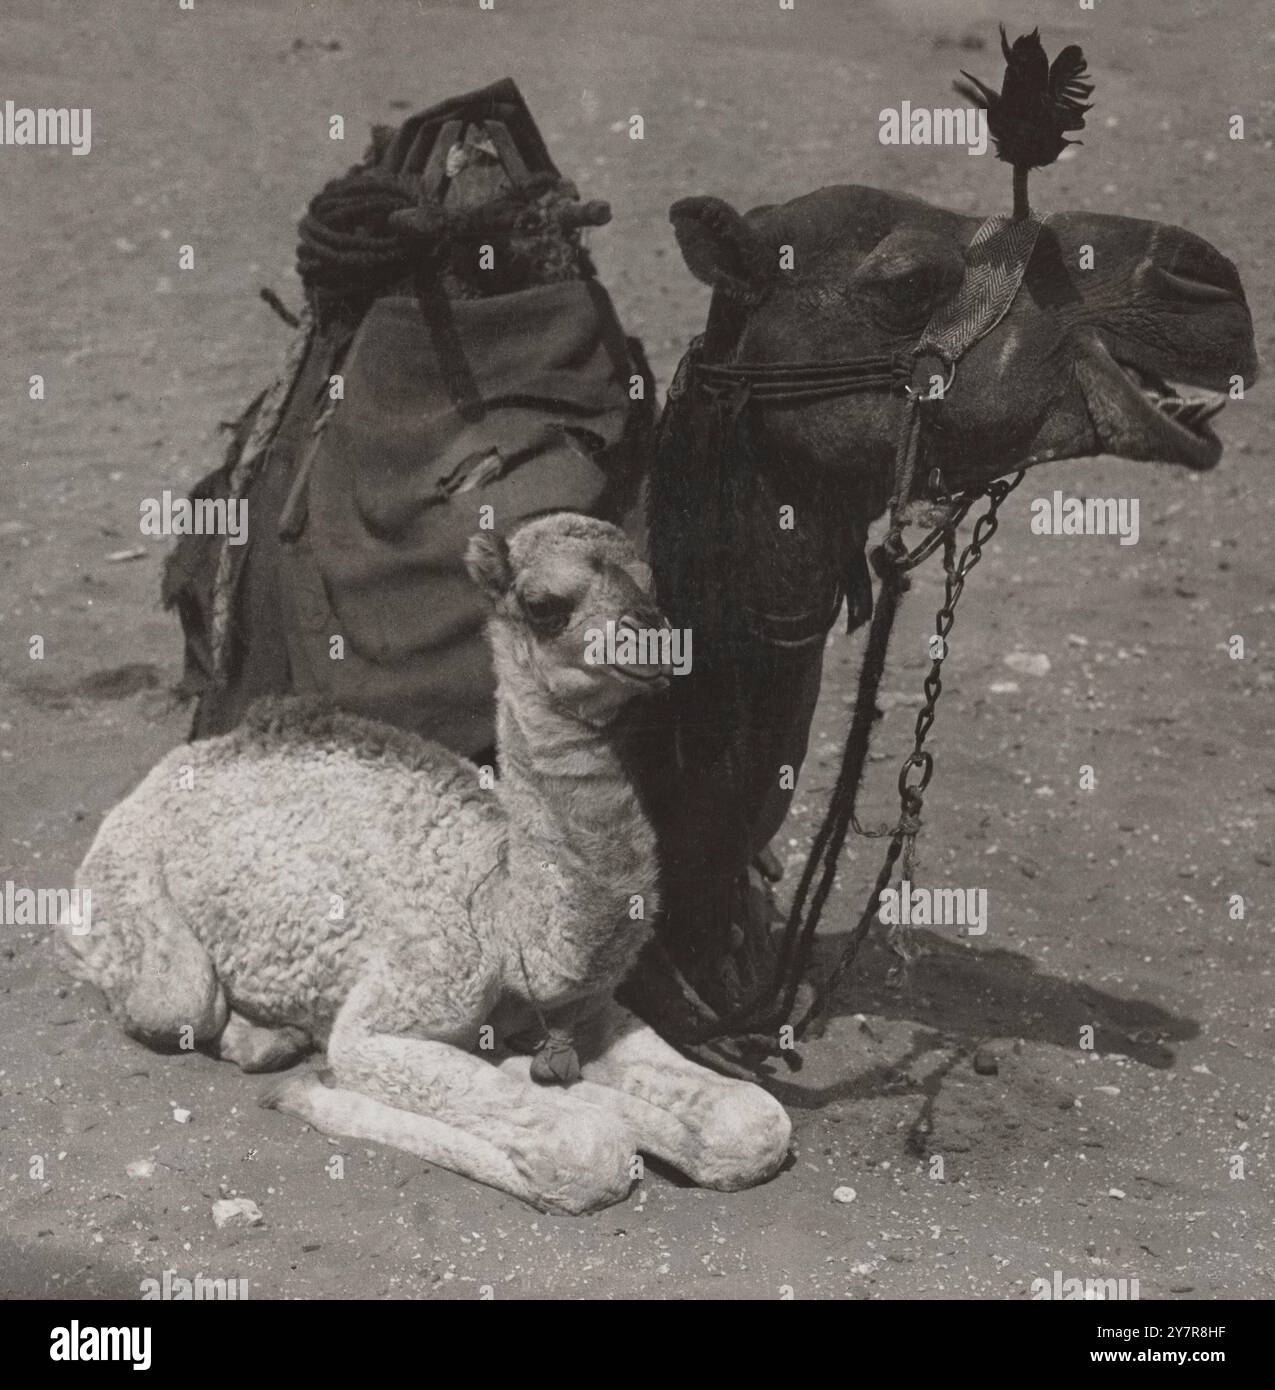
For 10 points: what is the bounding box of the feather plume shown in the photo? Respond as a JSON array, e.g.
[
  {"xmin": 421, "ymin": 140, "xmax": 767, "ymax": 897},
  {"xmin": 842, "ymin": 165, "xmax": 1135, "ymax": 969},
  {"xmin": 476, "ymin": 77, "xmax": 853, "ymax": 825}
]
[{"xmin": 954, "ymin": 25, "xmax": 1094, "ymax": 172}]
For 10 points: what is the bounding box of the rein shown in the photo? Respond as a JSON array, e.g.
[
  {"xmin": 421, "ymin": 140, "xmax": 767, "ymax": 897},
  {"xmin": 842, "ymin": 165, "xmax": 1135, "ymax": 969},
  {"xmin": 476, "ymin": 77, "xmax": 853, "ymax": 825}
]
[{"xmin": 670, "ymin": 213, "xmax": 1040, "ymax": 1066}]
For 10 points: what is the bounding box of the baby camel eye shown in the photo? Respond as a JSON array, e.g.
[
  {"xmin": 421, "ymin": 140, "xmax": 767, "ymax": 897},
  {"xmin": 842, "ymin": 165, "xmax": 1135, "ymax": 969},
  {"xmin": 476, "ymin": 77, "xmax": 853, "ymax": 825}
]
[{"xmin": 519, "ymin": 591, "xmax": 574, "ymax": 635}]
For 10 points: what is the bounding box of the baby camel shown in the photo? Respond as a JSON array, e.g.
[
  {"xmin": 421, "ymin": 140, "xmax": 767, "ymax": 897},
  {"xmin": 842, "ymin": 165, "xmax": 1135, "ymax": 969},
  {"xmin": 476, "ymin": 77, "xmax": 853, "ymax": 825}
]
[{"xmin": 59, "ymin": 514, "xmax": 790, "ymax": 1213}]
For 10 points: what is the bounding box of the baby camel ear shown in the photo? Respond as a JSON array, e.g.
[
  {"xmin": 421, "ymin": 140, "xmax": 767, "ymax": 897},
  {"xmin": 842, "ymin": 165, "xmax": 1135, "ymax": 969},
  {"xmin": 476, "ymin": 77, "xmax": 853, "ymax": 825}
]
[
  {"xmin": 670, "ymin": 196, "xmax": 776, "ymax": 304},
  {"xmin": 464, "ymin": 532, "xmax": 513, "ymax": 602}
]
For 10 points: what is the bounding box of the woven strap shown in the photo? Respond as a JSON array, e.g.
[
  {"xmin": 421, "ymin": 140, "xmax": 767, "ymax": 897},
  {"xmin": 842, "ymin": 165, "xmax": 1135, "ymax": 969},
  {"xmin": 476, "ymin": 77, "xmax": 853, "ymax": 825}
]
[{"xmin": 915, "ymin": 212, "xmax": 1045, "ymax": 366}]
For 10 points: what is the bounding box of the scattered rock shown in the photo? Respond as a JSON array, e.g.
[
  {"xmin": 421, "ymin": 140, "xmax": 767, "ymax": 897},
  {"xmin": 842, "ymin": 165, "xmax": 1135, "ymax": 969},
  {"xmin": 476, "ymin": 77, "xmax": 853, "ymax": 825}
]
[
  {"xmin": 1003, "ymin": 651, "xmax": 1051, "ymax": 677},
  {"xmin": 1108, "ymin": 1188, "xmax": 1126, "ymax": 1200},
  {"xmin": 211, "ymin": 1197, "xmax": 263, "ymax": 1230},
  {"xmin": 171, "ymin": 1107, "xmax": 192, "ymax": 1124},
  {"xmin": 832, "ymin": 1186, "xmax": 858, "ymax": 1204},
  {"xmin": 125, "ymin": 1159, "xmax": 156, "ymax": 1180},
  {"xmin": 973, "ymin": 1047, "xmax": 999, "ymax": 1076}
]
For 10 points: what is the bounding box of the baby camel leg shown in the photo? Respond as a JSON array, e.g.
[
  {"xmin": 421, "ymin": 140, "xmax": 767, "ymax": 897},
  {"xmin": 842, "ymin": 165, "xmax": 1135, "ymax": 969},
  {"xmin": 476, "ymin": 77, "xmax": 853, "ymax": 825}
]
[
  {"xmin": 91, "ymin": 904, "xmax": 227, "ymax": 1049},
  {"xmin": 261, "ymin": 978, "xmax": 635, "ymax": 1215},
  {"xmin": 215, "ymin": 1012, "xmax": 309, "ymax": 1073},
  {"xmin": 568, "ymin": 1001, "xmax": 791, "ymax": 1191}
]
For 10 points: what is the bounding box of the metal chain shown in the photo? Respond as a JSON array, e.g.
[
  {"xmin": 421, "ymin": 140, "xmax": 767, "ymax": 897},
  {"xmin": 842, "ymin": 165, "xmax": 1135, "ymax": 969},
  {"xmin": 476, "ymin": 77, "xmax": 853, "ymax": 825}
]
[
  {"xmin": 896, "ymin": 469, "xmax": 1025, "ymax": 807},
  {"xmin": 804, "ymin": 467, "xmax": 1026, "ymax": 1029},
  {"xmin": 880, "ymin": 468, "xmax": 1025, "ymax": 981}
]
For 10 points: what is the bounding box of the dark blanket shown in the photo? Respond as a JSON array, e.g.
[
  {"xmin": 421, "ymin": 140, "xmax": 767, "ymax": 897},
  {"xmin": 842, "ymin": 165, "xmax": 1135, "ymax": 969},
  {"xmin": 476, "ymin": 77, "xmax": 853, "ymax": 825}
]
[{"xmin": 276, "ymin": 278, "xmax": 644, "ymax": 752}]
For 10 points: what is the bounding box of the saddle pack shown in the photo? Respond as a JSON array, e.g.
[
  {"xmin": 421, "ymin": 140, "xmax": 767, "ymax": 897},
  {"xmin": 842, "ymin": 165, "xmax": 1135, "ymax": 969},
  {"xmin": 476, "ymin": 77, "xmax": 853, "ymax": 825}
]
[{"xmin": 163, "ymin": 78, "xmax": 652, "ymax": 756}]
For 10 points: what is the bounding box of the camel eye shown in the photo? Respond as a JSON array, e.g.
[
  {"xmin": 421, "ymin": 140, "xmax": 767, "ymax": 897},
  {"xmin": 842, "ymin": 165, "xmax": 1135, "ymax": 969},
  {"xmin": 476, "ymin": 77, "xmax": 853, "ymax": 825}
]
[
  {"xmin": 881, "ymin": 267, "xmax": 939, "ymax": 308},
  {"xmin": 520, "ymin": 591, "xmax": 573, "ymax": 635},
  {"xmin": 866, "ymin": 266, "xmax": 946, "ymax": 332}
]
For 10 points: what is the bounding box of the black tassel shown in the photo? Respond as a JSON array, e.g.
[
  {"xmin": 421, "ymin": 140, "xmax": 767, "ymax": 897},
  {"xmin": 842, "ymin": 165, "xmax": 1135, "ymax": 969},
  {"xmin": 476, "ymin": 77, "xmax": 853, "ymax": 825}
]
[{"xmin": 955, "ymin": 25, "xmax": 1094, "ymax": 218}]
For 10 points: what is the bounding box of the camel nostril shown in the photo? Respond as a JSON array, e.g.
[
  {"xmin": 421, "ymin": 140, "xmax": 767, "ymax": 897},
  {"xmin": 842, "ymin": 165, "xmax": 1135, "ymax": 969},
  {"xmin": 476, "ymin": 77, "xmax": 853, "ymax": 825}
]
[
  {"xmin": 1150, "ymin": 229, "xmax": 1245, "ymax": 306},
  {"xmin": 619, "ymin": 611, "xmax": 666, "ymax": 633},
  {"xmin": 1152, "ymin": 266, "xmax": 1241, "ymax": 306}
]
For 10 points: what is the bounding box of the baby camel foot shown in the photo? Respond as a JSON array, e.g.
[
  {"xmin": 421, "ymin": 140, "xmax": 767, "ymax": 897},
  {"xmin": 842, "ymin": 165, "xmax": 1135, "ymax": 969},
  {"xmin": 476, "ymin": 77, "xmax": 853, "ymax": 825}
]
[
  {"xmin": 576, "ymin": 1004, "xmax": 792, "ymax": 1191},
  {"xmin": 259, "ymin": 1064, "xmax": 634, "ymax": 1215},
  {"xmin": 216, "ymin": 1011, "xmax": 310, "ymax": 1072}
]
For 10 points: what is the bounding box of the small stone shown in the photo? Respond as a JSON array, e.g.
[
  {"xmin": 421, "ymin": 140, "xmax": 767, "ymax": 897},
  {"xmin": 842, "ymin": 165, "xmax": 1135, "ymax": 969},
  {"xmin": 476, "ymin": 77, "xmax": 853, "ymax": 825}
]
[
  {"xmin": 973, "ymin": 1048, "xmax": 999, "ymax": 1076},
  {"xmin": 832, "ymin": 1186, "xmax": 858, "ymax": 1204},
  {"xmin": 1004, "ymin": 651, "xmax": 1051, "ymax": 677},
  {"xmin": 211, "ymin": 1197, "xmax": 263, "ymax": 1230},
  {"xmin": 1108, "ymin": 1188, "xmax": 1126, "ymax": 1200},
  {"xmin": 1094, "ymin": 1085, "xmax": 1121, "ymax": 1096},
  {"xmin": 172, "ymin": 1107, "xmax": 191, "ymax": 1123},
  {"xmin": 126, "ymin": 1159, "xmax": 156, "ymax": 1180}
]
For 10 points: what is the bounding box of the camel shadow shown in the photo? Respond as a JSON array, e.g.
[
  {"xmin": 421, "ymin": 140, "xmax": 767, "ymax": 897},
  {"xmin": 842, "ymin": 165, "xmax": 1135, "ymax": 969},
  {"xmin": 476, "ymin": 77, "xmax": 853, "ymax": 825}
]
[{"xmin": 764, "ymin": 928, "xmax": 1197, "ymax": 1112}]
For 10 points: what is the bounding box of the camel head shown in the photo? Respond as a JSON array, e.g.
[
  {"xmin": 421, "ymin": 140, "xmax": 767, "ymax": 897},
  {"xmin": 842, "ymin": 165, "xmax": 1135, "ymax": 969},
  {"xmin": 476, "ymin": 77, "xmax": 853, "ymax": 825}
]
[
  {"xmin": 465, "ymin": 514, "xmax": 671, "ymax": 724},
  {"xmin": 671, "ymin": 186, "xmax": 1258, "ymax": 501}
]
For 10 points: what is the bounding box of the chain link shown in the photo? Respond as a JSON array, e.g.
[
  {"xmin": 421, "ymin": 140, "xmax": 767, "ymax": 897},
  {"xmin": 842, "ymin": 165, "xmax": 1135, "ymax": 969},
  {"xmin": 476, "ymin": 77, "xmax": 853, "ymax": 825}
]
[
  {"xmin": 880, "ymin": 469, "xmax": 1025, "ymax": 986},
  {"xmin": 897, "ymin": 470, "xmax": 1025, "ymax": 813}
]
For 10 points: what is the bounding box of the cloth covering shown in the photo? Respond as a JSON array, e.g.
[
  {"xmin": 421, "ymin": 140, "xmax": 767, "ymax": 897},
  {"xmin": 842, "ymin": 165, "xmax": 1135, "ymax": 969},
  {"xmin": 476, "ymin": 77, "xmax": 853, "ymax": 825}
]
[
  {"xmin": 163, "ymin": 80, "xmax": 650, "ymax": 752},
  {"xmin": 275, "ymin": 278, "xmax": 645, "ymax": 752}
]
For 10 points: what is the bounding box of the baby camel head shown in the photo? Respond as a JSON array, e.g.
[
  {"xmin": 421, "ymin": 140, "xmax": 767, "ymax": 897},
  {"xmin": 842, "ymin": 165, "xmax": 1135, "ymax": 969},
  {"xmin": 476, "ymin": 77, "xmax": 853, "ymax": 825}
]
[{"xmin": 465, "ymin": 514, "xmax": 671, "ymax": 724}]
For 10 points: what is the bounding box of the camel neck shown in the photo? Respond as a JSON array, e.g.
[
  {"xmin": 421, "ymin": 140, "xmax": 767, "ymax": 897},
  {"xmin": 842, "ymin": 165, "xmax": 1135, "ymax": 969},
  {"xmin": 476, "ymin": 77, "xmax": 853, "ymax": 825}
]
[
  {"xmin": 495, "ymin": 692, "xmax": 655, "ymax": 873},
  {"xmin": 491, "ymin": 689, "xmax": 659, "ymax": 999}
]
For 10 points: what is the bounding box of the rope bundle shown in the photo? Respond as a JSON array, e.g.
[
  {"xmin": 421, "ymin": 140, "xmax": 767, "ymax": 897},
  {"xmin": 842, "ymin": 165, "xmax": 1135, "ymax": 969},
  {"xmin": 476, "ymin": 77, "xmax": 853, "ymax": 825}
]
[
  {"xmin": 294, "ymin": 164, "xmax": 611, "ymax": 319},
  {"xmin": 295, "ymin": 172, "xmax": 422, "ymax": 309}
]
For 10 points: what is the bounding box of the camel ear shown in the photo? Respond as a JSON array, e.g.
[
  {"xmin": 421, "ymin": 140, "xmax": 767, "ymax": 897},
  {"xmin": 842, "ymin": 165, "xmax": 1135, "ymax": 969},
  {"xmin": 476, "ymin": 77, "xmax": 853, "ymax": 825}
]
[
  {"xmin": 464, "ymin": 532, "xmax": 513, "ymax": 602},
  {"xmin": 670, "ymin": 196, "xmax": 775, "ymax": 303}
]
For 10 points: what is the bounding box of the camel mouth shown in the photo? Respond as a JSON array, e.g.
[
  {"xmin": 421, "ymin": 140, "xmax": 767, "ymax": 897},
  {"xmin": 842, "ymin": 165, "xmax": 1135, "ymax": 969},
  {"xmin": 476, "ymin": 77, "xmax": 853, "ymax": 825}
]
[
  {"xmin": 1079, "ymin": 338, "xmax": 1227, "ymax": 471},
  {"xmin": 612, "ymin": 667, "xmax": 670, "ymax": 693},
  {"xmin": 1119, "ymin": 359, "xmax": 1226, "ymax": 438}
]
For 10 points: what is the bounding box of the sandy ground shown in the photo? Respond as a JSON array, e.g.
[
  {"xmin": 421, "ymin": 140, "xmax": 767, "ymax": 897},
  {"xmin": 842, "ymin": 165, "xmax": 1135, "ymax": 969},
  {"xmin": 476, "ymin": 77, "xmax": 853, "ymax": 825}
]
[{"xmin": 1, "ymin": 0, "xmax": 1272, "ymax": 1300}]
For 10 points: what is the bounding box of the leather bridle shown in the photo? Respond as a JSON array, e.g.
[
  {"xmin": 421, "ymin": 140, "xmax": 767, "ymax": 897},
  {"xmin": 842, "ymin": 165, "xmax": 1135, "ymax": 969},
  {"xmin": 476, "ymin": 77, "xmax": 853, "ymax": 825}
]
[{"xmin": 689, "ymin": 209, "xmax": 1047, "ymax": 550}]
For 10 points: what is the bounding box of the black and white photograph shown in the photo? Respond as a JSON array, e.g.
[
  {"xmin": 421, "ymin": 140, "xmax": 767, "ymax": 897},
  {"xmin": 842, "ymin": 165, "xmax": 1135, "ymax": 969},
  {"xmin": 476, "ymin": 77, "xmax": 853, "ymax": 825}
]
[{"xmin": 1, "ymin": 0, "xmax": 1271, "ymax": 1333}]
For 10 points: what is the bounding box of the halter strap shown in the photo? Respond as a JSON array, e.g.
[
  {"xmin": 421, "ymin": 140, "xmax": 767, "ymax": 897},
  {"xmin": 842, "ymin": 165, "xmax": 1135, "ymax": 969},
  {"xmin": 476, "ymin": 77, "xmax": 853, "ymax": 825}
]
[
  {"xmin": 694, "ymin": 354, "xmax": 909, "ymax": 403},
  {"xmin": 690, "ymin": 210, "xmax": 1047, "ymax": 408}
]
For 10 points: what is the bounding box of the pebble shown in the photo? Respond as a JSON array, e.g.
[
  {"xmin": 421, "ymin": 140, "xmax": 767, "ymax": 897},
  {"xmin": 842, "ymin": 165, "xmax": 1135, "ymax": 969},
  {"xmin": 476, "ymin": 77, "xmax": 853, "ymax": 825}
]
[
  {"xmin": 832, "ymin": 1186, "xmax": 858, "ymax": 1204},
  {"xmin": 1003, "ymin": 652, "xmax": 1051, "ymax": 677},
  {"xmin": 126, "ymin": 1159, "xmax": 156, "ymax": 1180},
  {"xmin": 1108, "ymin": 1188, "xmax": 1126, "ymax": 1200},
  {"xmin": 973, "ymin": 1048, "xmax": 999, "ymax": 1076},
  {"xmin": 172, "ymin": 1107, "xmax": 191, "ymax": 1124},
  {"xmin": 211, "ymin": 1197, "xmax": 263, "ymax": 1230}
]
